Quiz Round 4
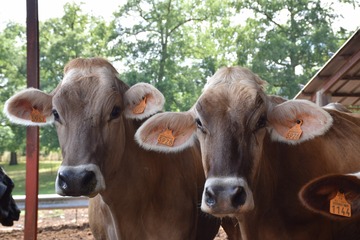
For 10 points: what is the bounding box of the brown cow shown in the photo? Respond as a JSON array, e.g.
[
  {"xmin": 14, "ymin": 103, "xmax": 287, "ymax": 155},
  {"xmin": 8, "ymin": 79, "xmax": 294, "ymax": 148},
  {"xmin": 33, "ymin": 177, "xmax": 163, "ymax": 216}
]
[
  {"xmin": 135, "ymin": 66, "xmax": 360, "ymax": 239},
  {"xmin": 3, "ymin": 58, "xmax": 221, "ymax": 239},
  {"xmin": 300, "ymin": 172, "xmax": 360, "ymax": 220}
]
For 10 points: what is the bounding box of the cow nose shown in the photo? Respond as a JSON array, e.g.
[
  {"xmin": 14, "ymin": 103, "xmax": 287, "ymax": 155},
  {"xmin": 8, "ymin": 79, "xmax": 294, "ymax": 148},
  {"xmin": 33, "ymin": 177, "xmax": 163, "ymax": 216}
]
[
  {"xmin": 57, "ymin": 171, "xmax": 70, "ymax": 191},
  {"xmin": 57, "ymin": 169, "xmax": 97, "ymax": 196},
  {"xmin": 204, "ymin": 185, "xmax": 246, "ymax": 209},
  {"xmin": 230, "ymin": 186, "xmax": 246, "ymax": 208}
]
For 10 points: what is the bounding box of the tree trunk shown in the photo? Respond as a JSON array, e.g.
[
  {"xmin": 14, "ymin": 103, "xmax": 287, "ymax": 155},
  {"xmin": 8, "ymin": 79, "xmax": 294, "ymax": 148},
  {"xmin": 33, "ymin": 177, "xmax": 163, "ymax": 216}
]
[{"xmin": 9, "ymin": 152, "xmax": 18, "ymax": 165}]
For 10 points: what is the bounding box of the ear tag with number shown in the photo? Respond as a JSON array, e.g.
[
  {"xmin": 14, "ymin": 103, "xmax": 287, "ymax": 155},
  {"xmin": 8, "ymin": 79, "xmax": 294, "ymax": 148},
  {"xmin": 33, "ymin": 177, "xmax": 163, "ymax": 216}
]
[
  {"xmin": 330, "ymin": 191, "xmax": 351, "ymax": 218},
  {"xmin": 30, "ymin": 108, "xmax": 46, "ymax": 123},
  {"xmin": 285, "ymin": 119, "xmax": 303, "ymax": 140},
  {"xmin": 157, "ymin": 128, "xmax": 175, "ymax": 147},
  {"xmin": 132, "ymin": 96, "xmax": 147, "ymax": 114}
]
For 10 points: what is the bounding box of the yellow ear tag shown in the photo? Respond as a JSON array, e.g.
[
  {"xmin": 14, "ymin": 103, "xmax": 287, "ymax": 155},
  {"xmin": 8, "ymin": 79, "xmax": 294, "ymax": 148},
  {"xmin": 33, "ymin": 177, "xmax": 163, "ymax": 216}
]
[
  {"xmin": 285, "ymin": 119, "xmax": 303, "ymax": 140},
  {"xmin": 157, "ymin": 129, "xmax": 175, "ymax": 147},
  {"xmin": 132, "ymin": 97, "xmax": 147, "ymax": 114},
  {"xmin": 30, "ymin": 108, "xmax": 46, "ymax": 123},
  {"xmin": 330, "ymin": 191, "xmax": 351, "ymax": 217}
]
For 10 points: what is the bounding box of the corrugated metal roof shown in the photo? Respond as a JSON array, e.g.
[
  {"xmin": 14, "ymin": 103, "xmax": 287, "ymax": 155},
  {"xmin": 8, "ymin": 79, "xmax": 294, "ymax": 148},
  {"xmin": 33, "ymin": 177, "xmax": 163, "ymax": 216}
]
[{"xmin": 294, "ymin": 28, "xmax": 360, "ymax": 110}]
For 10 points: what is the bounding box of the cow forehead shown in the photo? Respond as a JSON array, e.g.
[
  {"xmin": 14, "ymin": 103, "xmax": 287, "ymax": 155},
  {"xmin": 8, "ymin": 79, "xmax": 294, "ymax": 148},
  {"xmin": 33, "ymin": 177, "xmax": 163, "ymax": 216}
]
[
  {"xmin": 196, "ymin": 82, "xmax": 263, "ymax": 122},
  {"xmin": 53, "ymin": 68, "xmax": 124, "ymax": 118}
]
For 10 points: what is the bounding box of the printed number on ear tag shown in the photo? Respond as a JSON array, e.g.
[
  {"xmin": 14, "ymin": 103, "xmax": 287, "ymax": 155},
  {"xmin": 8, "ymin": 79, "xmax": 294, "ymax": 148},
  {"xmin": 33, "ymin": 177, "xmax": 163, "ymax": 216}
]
[
  {"xmin": 285, "ymin": 119, "xmax": 303, "ymax": 140},
  {"xmin": 157, "ymin": 129, "xmax": 175, "ymax": 147},
  {"xmin": 330, "ymin": 191, "xmax": 351, "ymax": 218},
  {"xmin": 30, "ymin": 108, "xmax": 46, "ymax": 123},
  {"xmin": 132, "ymin": 97, "xmax": 147, "ymax": 114}
]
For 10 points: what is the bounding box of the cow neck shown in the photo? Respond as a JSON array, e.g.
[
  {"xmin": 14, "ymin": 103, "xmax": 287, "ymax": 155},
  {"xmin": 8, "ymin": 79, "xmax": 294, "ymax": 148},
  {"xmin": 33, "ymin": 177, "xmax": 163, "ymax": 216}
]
[
  {"xmin": 100, "ymin": 117, "xmax": 203, "ymax": 238},
  {"xmin": 242, "ymin": 111, "xmax": 360, "ymax": 239}
]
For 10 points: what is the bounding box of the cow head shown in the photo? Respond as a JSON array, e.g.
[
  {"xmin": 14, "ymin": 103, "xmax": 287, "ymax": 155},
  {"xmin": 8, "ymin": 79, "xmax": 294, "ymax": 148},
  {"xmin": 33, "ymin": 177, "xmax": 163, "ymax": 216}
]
[
  {"xmin": 0, "ymin": 167, "xmax": 20, "ymax": 226},
  {"xmin": 135, "ymin": 66, "xmax": 333, "ymax": 217},
  {"xmin": 299, "ymin": 172, "xmax": 360, "ymax": 220},
  {"xmin": 4, "ymin": 58, "xmax": 165, "ymax": 197}
]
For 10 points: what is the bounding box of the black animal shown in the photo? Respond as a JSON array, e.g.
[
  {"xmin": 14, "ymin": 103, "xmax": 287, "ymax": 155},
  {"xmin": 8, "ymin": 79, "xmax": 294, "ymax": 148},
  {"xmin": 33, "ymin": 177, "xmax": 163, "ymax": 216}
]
[{"xmin": 0, "ymin": 167, "xmax": 20, "ymax": 226}]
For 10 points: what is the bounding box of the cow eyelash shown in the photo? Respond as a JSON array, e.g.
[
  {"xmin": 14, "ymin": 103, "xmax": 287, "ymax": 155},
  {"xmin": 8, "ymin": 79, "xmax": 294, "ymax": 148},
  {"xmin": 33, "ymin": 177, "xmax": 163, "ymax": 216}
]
[
  {"xmin": 255, "ymin": 115, "xmax": 267, "ymax": 130},
  {"xmin": 110, "ymin": 106, "xmax": 122, "ymax": 120},
  {"xmin": 195, "ymin": 118, "xmax": 206, "ymax": 133},
  {"xmin": 52, "ymin": 109, "xmax": 60, "ymax": 122}
]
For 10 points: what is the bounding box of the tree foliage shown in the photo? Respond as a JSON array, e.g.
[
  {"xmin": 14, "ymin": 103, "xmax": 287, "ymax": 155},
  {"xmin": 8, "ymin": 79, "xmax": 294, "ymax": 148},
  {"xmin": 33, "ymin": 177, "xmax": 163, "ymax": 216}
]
[
  {"xmin": 0, "ymin": 0, "xmax": 358, "ymax": 154},
  {"xmin": 233, "ymin": 0, "xmax": 349, "ymax": 97},
  {"xmin": 0, "ymin": 23, "xmax": 27, "ymax": 154}
]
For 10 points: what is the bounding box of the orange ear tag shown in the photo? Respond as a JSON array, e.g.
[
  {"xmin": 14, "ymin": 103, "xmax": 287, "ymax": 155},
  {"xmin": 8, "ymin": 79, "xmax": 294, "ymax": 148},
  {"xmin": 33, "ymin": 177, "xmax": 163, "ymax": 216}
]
[
  {"xmin": 329, "ymin": 191, "xmax": 351, "ymax": 218},
  {"xmin": 132, "ymin": 97, "xmax": 147, "ymax": 114},
  {"xmin": 30, "ymin": 108, "xmax": 46, "ymax": 123},
  {"xmin": 285, "ymin": 119, "xmax": 303, "ymax": 140},
  {"xmin": 157, "ymin": 129, "xmax": 175, "ymax": 147}
]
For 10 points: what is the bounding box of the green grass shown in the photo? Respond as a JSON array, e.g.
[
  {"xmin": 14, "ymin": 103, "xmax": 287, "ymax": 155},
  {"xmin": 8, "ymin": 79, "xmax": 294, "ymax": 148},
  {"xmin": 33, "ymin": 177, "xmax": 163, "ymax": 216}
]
[{"xmin": 0, "ymin": 160, "xmax": 61, "ymax": 195}]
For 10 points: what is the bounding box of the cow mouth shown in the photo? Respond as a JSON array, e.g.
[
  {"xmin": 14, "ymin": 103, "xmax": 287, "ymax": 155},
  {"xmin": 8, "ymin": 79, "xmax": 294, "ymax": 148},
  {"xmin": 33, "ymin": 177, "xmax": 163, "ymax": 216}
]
[
  {"xmin": 55, "ymin": 164, "xmax": 105, "ymax": 197},
  {"xmin": 201, "ymin": 177, "xmax": 254, "ymax": 217}
]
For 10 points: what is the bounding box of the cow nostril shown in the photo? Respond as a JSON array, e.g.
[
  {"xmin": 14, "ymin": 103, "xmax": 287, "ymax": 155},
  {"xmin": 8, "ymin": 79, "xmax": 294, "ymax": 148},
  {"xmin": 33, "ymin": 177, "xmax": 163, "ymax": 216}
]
[
  {"xmin": 205, "ymin": 187, "xmax": 217, "ymax": 207},
  {"xmin": 57, "ymin": 172, "xmax": 69, "ymax": 190},
  {"xmin": 82, "ymin": 171, "xmax": 96, "ymax": 187},
  {"xmin": 231, "ymin": 186, "xmax": 246, "ymax": 208}
]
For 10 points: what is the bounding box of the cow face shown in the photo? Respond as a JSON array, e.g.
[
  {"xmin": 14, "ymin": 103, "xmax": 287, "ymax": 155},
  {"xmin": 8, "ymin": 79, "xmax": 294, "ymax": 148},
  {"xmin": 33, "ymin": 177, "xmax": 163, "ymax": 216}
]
[
  {"xmin": 299, "ymin": 172, "xmax": 360, "ymax": 220},
  {"xmin": 135, "ymin": 66, "xmax": 333, "ymax": 218},
  {"xmin": 4, "ymin": 58, "xmax": 165, "ymax": 197},
  {"xmin": 0, "ymin": 167, "xmax": 20, "ymax": 226}
]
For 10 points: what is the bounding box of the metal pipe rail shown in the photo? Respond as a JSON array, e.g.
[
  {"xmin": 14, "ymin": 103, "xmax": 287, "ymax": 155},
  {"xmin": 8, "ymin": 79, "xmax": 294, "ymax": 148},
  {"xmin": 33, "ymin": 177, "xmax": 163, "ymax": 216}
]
[{"xmin": 13, "ymin": 194, "xmax": 89, "ymax": 211}]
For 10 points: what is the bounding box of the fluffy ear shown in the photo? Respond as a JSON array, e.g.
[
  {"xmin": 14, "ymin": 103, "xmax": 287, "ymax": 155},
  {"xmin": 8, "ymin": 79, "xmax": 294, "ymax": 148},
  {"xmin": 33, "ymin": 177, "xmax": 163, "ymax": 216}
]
[
  {"xmin": 124, "ymin": 83, "xmax": 165, "ymax": 120},
  {"xmin": 135, "ymin": 111, "xmax": 197, "ymax": 152},
  {"xmin": 299, "ymin": 173, "xmax": 360, "ymax": 220},
  {"xmin": 268, "ymin": 100, "xmax": 333, "ymax": 144},
  {"xmin": 4, "ymin": 88, "xmax": 54, "ymax": 126}
]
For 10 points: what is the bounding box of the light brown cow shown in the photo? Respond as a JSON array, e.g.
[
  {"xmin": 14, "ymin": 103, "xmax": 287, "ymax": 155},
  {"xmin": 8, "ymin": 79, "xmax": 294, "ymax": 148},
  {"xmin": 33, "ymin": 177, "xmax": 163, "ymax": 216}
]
[
  {"xmin": 3, "ymin": 58, "xmax": 222, "ymax": 239},
  {"xmin": 135, "ymin": 66, "xmax": 360, "ymax": 239},
  {"xmin": 300, "ymin": 172, "xmax": 360, "ymax": 221}
]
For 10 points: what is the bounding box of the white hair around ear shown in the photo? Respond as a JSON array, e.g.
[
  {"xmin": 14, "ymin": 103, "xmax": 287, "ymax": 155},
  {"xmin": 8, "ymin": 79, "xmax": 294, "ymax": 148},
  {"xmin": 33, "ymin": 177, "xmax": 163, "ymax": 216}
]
[
  {"xmin": 124, "ymin": 83, "xmax": 165, "ymax": 120},
  {"xmin": 268, "ymin": 100, "xmax": 333, "ymax": 145},
  {"xmin": 4, "ymin": 88, "xmax": 54, "ymax": 126}
]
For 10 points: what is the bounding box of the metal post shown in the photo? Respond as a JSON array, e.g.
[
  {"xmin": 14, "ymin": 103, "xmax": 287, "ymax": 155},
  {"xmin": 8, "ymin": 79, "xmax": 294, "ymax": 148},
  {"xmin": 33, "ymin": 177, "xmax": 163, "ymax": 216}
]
[{"xmin": 25, "ymin": 0, "xmax": 40, "ymax": 239}]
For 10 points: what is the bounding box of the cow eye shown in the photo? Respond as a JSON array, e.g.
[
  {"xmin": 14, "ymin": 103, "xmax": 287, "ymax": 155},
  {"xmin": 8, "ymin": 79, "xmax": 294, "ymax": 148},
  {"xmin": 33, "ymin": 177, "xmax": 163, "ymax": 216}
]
[
  {"xmin": 256, "ymin": 115, "xmax": 267, "ymax": 130},
  {"xmin": 195, "ymin": 118, "xmax": 206, "ymax": 133},
  {"xmin": 52, "ymin": 109, "xmax": 60, "ymax": 122},
  {"xmin": 110, "ymin": 106, "xmax": 122, "ymax": 119}
]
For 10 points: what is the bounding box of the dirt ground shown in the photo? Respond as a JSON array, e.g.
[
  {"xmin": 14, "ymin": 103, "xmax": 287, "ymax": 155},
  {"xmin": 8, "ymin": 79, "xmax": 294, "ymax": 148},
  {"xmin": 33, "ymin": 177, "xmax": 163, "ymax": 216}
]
[{"xmin": 0, "ymin": 208, "xmax": 228, "ymax": 239}]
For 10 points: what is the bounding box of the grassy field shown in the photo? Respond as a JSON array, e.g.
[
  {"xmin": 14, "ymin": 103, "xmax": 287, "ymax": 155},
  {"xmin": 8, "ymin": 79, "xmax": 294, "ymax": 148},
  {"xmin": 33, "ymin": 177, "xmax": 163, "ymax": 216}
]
[{"xmin": 0, "ymin": 160, "xmax": 61, "ymax": 195}]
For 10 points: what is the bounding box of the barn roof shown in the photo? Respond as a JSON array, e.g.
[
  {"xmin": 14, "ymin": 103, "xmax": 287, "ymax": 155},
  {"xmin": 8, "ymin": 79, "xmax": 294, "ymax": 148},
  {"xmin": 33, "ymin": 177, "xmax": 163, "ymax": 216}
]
[{"xmin": 294, "ymin": 28, "xmax": 360, "ymax": 110}]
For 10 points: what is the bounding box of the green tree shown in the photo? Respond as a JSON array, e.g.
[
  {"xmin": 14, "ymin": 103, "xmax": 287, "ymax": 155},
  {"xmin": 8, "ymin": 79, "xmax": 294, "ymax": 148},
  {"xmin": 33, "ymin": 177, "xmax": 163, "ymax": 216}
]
[
  {"xmin": 0, "ymin": 23, "xmax": 27, "ymax": 160},
  {"xmin": 233, "ymin": 0, "xmax": 353, "ymax": 98},
  {"xmin": 113, "ymin": 0, "xmax": 235, "ymax": 111}
]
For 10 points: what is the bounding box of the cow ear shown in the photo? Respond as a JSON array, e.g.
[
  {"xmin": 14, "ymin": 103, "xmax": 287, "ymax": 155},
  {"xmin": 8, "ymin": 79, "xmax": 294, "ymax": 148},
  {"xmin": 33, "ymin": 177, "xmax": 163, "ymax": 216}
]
[
  {"xmin": 135, "ymin": 111, "xmax": 197, "ymax": 152},
  {"xmin": 267, "ymin": 100, "xmax": 333, "ymax": 144},
  {"xmin": 4, "ymin": 88, "xmax": 54, "ymax": 126},
  {"xmin": 124, "ymin": 83, "xmax": 165, "ymax": 120},
  {"xmin": 299, "ymin": 173, "xmax": 360, "ymax": 219}
]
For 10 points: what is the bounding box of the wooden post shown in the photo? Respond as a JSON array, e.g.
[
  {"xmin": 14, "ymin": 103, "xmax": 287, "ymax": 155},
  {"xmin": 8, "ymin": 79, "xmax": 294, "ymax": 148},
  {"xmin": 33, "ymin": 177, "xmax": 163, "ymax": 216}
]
[
  {"xmin": 315, "ymin": 90, "xmax": 331, "ymax": 107},
  {"xmin": 25, "ymin": 0, "xmax": 40, "ymax": 239}
]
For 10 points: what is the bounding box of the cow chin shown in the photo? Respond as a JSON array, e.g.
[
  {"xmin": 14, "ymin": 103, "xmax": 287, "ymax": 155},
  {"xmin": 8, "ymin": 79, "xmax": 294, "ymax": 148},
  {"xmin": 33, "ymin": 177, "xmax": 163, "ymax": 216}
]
[
  {"xmin": 201, "ymin": 177, "xmax": 254, "ymax": 218},
  {"xmin": 55, "ymin": 164, "xmax": 106, "ymax": 197}
]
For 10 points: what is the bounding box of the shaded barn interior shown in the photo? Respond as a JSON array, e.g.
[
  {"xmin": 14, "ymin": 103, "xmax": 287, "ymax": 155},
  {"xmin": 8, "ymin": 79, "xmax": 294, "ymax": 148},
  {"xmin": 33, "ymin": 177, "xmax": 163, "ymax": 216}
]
[{"xmin": 295, "ymin": 28, "xmax": 360, "ymax": 111}]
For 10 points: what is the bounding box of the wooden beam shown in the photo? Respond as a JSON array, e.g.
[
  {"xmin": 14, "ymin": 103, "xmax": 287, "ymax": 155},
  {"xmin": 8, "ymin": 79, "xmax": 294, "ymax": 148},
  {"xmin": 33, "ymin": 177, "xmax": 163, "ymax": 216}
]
[
  {"xmin": 321, "ymin": 50, "xmax": 360, "ymax": 94},
  {"xmin": 331, "ymin": 92, "xmax": 360, "ymax": 97},
  {"xmin": 25, "ymin": 0, "xmax": 39, "ymax": 239}
]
